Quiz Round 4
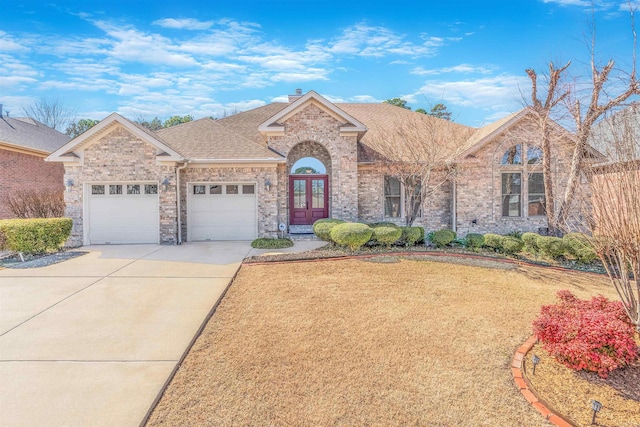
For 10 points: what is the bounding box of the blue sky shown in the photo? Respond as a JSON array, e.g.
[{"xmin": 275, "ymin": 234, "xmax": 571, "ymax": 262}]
[{"xmin": 1, "ymin": 0, "xmax": 638, "ymax": 127}]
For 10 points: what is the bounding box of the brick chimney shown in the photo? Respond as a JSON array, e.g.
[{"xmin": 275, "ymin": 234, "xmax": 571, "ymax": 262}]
[{"xmin": 288, "ymin": 88, "xmax": 303, "ymax": 103}]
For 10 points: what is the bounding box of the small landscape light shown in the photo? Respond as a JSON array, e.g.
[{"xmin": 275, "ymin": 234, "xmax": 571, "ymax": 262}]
[
  {"xmin": 591, "ymin": 399, "xmax": 602, "ymax": 424},
  {"xmin": 531, "ymin": 354, "xmax": 540, "ymax": 375},
  {"xmin": 162, "ymin": 177, "xmax": 170, "ymax": 191}
]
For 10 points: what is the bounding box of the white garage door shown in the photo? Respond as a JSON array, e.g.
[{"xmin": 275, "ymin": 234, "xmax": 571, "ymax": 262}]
[
  {"xmin": 188, "ymin": 183, "xmax": 257, "ymax": 241},
  {"xmin": 87, "ymin": 183, "xmax": 159, "ymax": 244}
]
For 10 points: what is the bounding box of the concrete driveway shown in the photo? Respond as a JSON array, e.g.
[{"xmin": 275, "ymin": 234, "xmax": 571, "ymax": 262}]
[{"xmin": 0, "ymin": 241, "xmax": 320, "ymax": 427}]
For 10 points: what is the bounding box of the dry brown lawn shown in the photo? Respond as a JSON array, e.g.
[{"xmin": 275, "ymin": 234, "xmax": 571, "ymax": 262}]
[{"xmin": 147, "ymin": 257, "xmax": 631, "ymax": 427}]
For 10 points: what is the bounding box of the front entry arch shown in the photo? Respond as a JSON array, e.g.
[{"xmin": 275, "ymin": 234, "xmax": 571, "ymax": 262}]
[{"xmin": 289, "ymin": 175, "xmax": 329, "ymax": 225}]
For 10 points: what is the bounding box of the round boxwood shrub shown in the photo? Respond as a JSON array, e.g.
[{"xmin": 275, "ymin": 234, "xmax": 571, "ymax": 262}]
[
  {"xmin": 500, "ymin": 236, "xmax": 524, "ymax": 255},
  {"xmin": 400, "ymin": 226, "xmax": 424, "ymax": 247},
  {"xmin": 431, "ymin": 229, "xmax": 456, "ymax": 248},
  {"xmin": 330, "ymin": 223, "xmax": 373, "ymax": 251},
  {"xmin": 563, "ymin": 232, "xmax": 598, "ymax": 263},
  {"xmin": 521, "ymin": 232, "xmax": 540, "ymax": 253},
  {"xmin": 368, "ymin": 222, "xmax": 398, "ymax": 228},
  {"xmin": 483, "ymin": 233, "xmax": 504, "ymax": 250},
  {"xmin": 312, "ymin": 218, "xmax": 346, "ymax": 242},
  {"xmin": 372, "ymin": 226, "xmax": 402, "ymax": 247},
  {"xmin": 536, "ymin": 236, "xmax": 567, "ymax": 259},
  {"xmin": 465, "ymin": 233, "xmax": 484, "ymax": 250}
]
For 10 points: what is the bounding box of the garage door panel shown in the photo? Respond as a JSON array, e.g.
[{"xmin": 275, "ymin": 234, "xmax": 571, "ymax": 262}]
[{"xmin": 188, "ymin": 184, "xmax": 257, "ymax": 241}]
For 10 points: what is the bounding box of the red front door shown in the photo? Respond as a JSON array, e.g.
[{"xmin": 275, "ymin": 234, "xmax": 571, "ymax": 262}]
[{"xmin": 289, "ymin": 175, "xmax": 329, "ymax": 225}]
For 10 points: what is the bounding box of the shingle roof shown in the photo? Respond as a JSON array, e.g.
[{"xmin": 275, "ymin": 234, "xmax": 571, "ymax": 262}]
[{"xmin": 0, "ymin": 117, "xmax": 71, "ymax": 154}]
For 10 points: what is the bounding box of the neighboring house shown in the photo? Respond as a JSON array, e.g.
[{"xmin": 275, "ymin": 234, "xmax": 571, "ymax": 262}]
[
  {"xmin": 47, "ymin": 90, "xmax": 584, "ymax": 246},
  {"xmin": 0, "ymin": 104, "xmax": 71, "ymax": 218}
]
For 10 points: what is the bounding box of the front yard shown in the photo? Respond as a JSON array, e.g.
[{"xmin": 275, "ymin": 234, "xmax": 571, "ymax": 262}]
[{"xmin": 147, "ymin": 256, "xmax": 636, "ymax": 426}]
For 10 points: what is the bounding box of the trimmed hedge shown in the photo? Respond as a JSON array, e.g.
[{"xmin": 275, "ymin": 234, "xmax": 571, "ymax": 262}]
[
  {"xmin": 500, "ymin": 236, "xmax": 524, "ymax": 255},
  {"xmin": 563, "ymin": 232, "xmax": 598, "ymax": 263},
  {"xmin": 431, "ymin": 229, "xmax": 456, "ymax": 248},
  {"xmin": 372, "ymin": 226, "xmax": 402, "ymax": 247},
  {"xmin": 330, "ymin": 223, "xmax": 373, "ymax": 250},
  {"xmin": 483, "ymin": 233, "xmax": 503, "ymax": 250},
  {"xmin": 312, "ymin": 218, "xmax": 346, "ymax": 242},
  {"xmin": 0, "ymin": 218, "xmax": 72, "ymax": 254},
  {"xmin": 521, "ymin": 232, "xmax": 540, "ymax": 253},
  {"xmin": 251, "ymin": 238, "xmax": 293, "ymax": 249},
  {"xmin": 400, "ymin": 226, "xmax": 424, "ymax": 247},
  {"xmin": 536, "ymin": 236, "xmax": 567, "ymax": 259},
  {"xmin": 465, "ymin": 233, "xmax": 484, "ymax": 250}
]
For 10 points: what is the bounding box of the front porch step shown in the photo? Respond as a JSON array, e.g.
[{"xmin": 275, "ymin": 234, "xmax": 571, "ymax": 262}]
[
  {"xmin": 288, "ymin": 225, "xmax": 314, "ymax": 234},
  {"xmin": 288, "ymin": 233, "xmax": 320, "ymax": 241}
]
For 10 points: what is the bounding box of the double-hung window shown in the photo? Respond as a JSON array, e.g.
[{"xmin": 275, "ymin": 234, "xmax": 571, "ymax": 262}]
[
  {"xmin": 499, "ymin": 144, "xmax": 546, "ymax": 218},
  {"xmin": 384, "ymin": 176, "xmax": 422, "ymax": 218}
]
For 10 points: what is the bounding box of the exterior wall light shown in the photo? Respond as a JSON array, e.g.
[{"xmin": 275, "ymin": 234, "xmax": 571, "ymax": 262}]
[
  {"xmin": 162, "ymin": 177, "xmax": 170, "ymax": 191},
  {"xmin": 265, "ymin": 178, "xmax": 271, "ymax": 191},
  {"xmin": 65, "ymin": 179, "xmax": 74, "ymax": 192}
]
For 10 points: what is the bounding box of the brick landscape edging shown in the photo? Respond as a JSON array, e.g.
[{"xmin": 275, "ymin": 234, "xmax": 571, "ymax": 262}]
[{"xmin": 512, "ymin": 335, "xmax": 575, "ymax": 427}]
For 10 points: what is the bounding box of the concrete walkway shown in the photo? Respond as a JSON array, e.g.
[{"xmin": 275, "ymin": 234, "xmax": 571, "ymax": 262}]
[{"xmin": 0, "ymin": 241, "xmax": 324, "ymax": 427}]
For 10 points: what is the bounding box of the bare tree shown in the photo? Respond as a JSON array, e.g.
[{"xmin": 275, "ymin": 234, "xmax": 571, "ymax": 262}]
[
  {"xmin": 22, "ymin": 96, "xmax": 74, "ymax": 130},
  {"xmin": 369, "ymin": 114, "xmax": 471, "ymax": 226},
  {"xmin": 587, "ymin": 110, "xmax": 640, "ymax": 331},
  {"xmin": 524, "ymin": 7, "xmax": 639, "ymax": 234}
]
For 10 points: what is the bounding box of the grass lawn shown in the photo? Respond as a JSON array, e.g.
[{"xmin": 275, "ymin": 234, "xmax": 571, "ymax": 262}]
[{"xmin": 147, "ymin": 256, "xmax": 631, "ymax": 426}]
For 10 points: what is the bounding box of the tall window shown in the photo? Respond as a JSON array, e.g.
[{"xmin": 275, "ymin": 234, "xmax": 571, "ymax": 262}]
[
  {"xmin": 501, "ymin": 173, "xmax": 521, "ymax": 217},
  {"xmin": 384, "ymin": 176, "xmax": 401, "ymax": 217},
  {"xmin": 499, "ymin": 144, "xmax": 545, "ymax": 218}
]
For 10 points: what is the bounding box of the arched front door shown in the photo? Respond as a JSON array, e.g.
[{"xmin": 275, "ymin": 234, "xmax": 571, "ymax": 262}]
[{"xmin": 289, "ymin": 175, "xmax": 329, "ymax": 225}]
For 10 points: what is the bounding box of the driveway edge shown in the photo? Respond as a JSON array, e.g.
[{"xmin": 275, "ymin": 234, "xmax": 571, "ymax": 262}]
[{"xmin": 139, "ymin": 266, "xmax": 242, "ymax": 426}]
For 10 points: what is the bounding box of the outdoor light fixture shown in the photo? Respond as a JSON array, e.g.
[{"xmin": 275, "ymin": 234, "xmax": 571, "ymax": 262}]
[
  {"xmin": 265, "ymin": 178, "xmax": 271, "ymax": 191},
  {"xmin": 591, "ymin": 400, "xmax": 602, "ymax": 424},
  {"xmin": 162, "ymin": 177, "xmax": 170, "ymax": 191},
  {"xmin": 65, "ymin": 179, "xmax": 74, "ymax": 192},
  {"xmin": 531, "ymin": 354, "xmax": 540, "ymax": 375}
]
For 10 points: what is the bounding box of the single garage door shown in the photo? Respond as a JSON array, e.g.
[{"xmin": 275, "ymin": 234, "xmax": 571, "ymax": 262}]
[
  {"xmin": 87, "ymin": 182, "xmax": 159, "ymax": 244},
  {"xmin": 188, "ymin": 183, "xmax": 257, "ymax": 241}
]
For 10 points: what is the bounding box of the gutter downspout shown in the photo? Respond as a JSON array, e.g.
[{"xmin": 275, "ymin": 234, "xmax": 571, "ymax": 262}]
[
  {"xmin": 451, "ymin": 178, "xmax": 457, "ymax": 234},
  {"xmin": 176, "ymin": 161, "xmax": 189, "ymax": 244}
]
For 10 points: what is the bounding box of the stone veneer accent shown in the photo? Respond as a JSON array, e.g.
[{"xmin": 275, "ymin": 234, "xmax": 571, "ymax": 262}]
[{"xmin": 63, "ymin": 124, "xmax": 177, "ymax": 246}]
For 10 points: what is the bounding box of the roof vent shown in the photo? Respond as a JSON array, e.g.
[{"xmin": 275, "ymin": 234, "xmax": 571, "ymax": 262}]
[{"xmin": 288, "ymin": 89, "xmax": 303, "ymax": 103}]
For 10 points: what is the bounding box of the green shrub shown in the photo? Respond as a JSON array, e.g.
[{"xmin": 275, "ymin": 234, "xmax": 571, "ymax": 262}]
[
  {"xmin": 465, "ymin": 233, "xmax": 485, "ymax": 250},
  {"xmin": 563, "ymin": 233, "xmax": 598, "ymax": 263},
  {"xmin": 505, "ymin": 230, "xmax": 523, "ymax": 239},
  {"xmin": 536, "ymin": 236, "xmax": 567, "ymax": 259},
  {"xmin": 368, "ymin": 222, "xmax": 399, "ymax": 228},
  {"xmin": 431, "ymin": 229, "xmax": 456, "ymax": 248},
  {"xmin": 251, "ymin": 238, "xmax": 294, "ymax": 249},
  {"xmin": 312, "ymin": 218, "xmax": 346, "ymax": 242},
  {"xmin": 330, "ymin": 223, "xmax": 373, "ymax": 251},
  {"xmin": 483, "ymin": 234, "xmax": 504, "ymax": 250},
  {"xmin": 0, "ymin": 218, "xmax": 72, "ymax": 254},
  {"xmin": 500, "ymin": 236, "xmax": 524, "ymax": 255},
  {"xmin": 400, "ymin": 226, "xmax": 424, "ymax": 247},
  {"xmin": 372, "ymin": 226, "xmax": 402, "ymax": 247},
  {"xmin": 521, "ymin": 232, "xmax": 540, "ymax": 253}
]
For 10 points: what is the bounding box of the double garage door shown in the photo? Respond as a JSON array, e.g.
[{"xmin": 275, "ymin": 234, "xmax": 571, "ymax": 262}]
[
  {"xmin": 87, "ymin": 182, "xmax": 159, "ymax": 245},
  {"xmin": 188, "ymin": 183, "xmax": 257, "ymax": 241}
]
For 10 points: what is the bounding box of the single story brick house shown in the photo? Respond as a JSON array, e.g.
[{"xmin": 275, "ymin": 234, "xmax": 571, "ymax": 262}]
[
  {"xmin": 47, "ymin": 90, "xmax": 587, "ymax": 246},
  {"xmin": 0, "ymin": 105, "xmax": 70, "ymax": 218}
]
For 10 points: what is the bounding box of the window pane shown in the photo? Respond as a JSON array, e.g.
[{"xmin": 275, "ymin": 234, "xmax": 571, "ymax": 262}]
[
  {"xmin": 226, "ymin": 185, "xmax": 238, "ymax": 195},
  {"xmin": 529, "ymin": 173, "xmax": 544, "ymax": 194},
  {"xmin": 527, "ymin": 146, "xmax": 543, "ymax": 164},
  {"xmin": 242, "ymin": 185, "xmax": 255, "ymax": 195},
  {"xmin": 127, "ymin": 184, "xmax": 140, "ymax": 195},
  {"xmin": 91, "ymin": 185, "xmax": 105, "ymax": 195},
  {"xmin": 293, "ymin": 180, "xmax": 306, "ymax": 208},
  {"xmin": 385, "ymin": 197, "xmax": 401, "ymax": 217},
  {"xmin": 384, "ymin": 176, "xmax": 401, "ymax": 196},
  {"xmin": 501, "ymin": 173, "xmax": 521, "ymax": 194},
  {"xmin": 502, "ymin": 195, "xmax": 521, "ymax": 217},
  {"xmin": 145, "ymin": 184, "xmax": 158, "ymax": 195},
  {"xmin": 193, "ymin": 185, "xmax": 205, "ymax": 195},
  {"xmin": 210, "ymin": 185, "xmax": 222, "ymax": 194},
  {"xmin": 528, "ymin": 173, "xmax": 545, "ymax": 216},
  {"xmin": 109, "ymin": 185, "xmax": 122, "ymax": 195},
  {"xmin": 312, "ymin": 180, "xmax": 324, "ymax": 209},
  {"xmin": 501, "ymin": 145, "xmax": 522, "ymax": 165}
]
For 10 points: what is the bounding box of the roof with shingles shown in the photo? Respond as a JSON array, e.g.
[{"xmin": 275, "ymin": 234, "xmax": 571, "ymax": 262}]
[{"xmin": 0, "ymin": 116, "xmax": 71, "ymax": 154}]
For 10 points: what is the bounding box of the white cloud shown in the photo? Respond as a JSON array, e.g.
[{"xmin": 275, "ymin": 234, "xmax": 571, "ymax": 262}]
[
  {"xmin": 350, "ymin": 94, "xmax": 383, "ymax": 103},
  {"xmin": 152, "ymin": 18, "xmax": 214, "ymax": 30},
  {"xmin": 0, "ymin": 32, "xmax": 29, "ymax": 52},
  {"xmin": 411, "ymin": 63, "xmax": 496, "ymax": 76}
]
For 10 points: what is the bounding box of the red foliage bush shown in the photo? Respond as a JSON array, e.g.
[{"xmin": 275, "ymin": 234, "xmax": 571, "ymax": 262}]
[{"xmin": 533, "ymin": 290, "xmax": 638, "ymax": 378}]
